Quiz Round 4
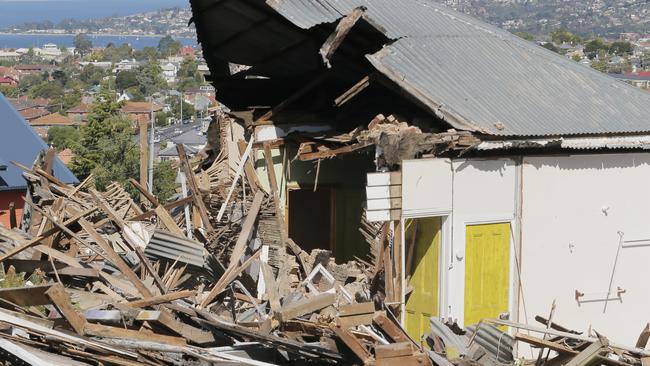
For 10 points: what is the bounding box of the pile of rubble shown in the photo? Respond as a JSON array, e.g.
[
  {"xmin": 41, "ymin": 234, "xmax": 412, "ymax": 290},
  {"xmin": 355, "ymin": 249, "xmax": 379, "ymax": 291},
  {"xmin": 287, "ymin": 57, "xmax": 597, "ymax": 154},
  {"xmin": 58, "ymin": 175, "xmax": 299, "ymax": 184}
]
[{"xmin": 0, "ymin": 140, "xmax": 647, "ymax": 366}]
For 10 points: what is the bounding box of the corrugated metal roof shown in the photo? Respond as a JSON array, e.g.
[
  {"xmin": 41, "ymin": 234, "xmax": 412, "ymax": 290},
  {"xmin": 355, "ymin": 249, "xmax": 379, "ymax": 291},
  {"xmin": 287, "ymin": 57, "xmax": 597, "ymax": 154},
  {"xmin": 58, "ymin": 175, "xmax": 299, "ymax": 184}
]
[
  {"xmin": 267, "ymin": 0, "xmax": 650, "ymax": 137},
  {"xmin": 477, "ymin": 135, "xmax": 650, "ymax": 151},
  {"xmin": 0, "ymin": 93, "xmax": 77, "ymax": 190}
]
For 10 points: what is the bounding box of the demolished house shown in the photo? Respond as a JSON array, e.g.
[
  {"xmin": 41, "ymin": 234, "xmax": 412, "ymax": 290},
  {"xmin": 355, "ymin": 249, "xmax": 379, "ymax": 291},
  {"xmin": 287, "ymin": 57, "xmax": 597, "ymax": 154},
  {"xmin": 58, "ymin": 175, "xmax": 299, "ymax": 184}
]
[
  {"xmin": 0, "ymin": 0, "xmax": 649, "ymax": 365},
  {"xmin": 190, "ymin": 0, "xmax": 650, "ymax": 350}
]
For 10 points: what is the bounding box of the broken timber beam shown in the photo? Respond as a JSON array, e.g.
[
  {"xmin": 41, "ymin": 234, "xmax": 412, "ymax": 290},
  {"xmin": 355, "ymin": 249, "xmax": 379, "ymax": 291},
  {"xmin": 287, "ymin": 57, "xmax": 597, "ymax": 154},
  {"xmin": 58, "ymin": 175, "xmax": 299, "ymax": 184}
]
[
  {"xmin": 78, "ymin": 218, "xmax": 154, "ymax": 299},
  {"xmin": 320, "ymin": 7, "xmax": 366, "ymax": 66},
  {"xmin": 176, "ymin": 144, "xmax": 213, "ymax": 231}
]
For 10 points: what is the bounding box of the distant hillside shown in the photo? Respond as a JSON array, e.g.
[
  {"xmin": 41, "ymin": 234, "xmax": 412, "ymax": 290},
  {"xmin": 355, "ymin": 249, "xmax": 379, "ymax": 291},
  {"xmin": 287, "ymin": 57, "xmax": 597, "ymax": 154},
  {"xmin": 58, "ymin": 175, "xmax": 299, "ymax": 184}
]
[
  {"xmin": 3, "ymin": 7, "xmax": 194, "ymax": 38},
  {"xmin": 444, "ymin": 0, "xmax": 650, "ymax": 38}
]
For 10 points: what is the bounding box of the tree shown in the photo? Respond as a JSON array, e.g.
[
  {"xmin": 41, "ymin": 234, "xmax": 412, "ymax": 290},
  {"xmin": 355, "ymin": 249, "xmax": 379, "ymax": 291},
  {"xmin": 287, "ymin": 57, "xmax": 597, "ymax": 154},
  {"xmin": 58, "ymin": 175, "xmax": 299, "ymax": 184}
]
[
  {"xmin": 178, "ymin": 57, "xmax": 198, "ymax": 78},
  {"xmin": 571, "ymin": 54, "xmax": 582, "ymax": 62},
  {"xmin": 48, "ymin": 126, "xmax": 80, "ymax": 150},
  {"xmin": 515, "ymin": 32, "xmax": 535, "ymax": 41},
  {"xmin": 157, "ymin": 35, "xmax": 182, "ymax": 57},
  {"xmin": 0, "ymin": 85, "xmax": 19, "ymax": 98},
  {"xmin": 134, "ymin": 46, "xmax": 159, "ymax": 62},
  {"xmin": 73, "ymin": 33, "xmax": 93, "ymax": 57},
  {"xmin": 79, "ymin": 64, "xmax": 105, "ymax": 86},
  {"xmin": 550, "ymin": 29, "xmax": 579, "ymax": 45},
  {"xmin": 608, "ymin": 41, "xmax": 633, "ymax": 56},
  {"xmin": 541, "ymin": 42, "xmax": 559, "ymax": 53},
  {"xmin": 29, "ymin": 81, "xmax": 64, "ymax": 99},
  {"xmin": 136, "ymin": 61, "xmax": 167, "ymax": 96},
  {"xmin": 152, "ymin": 161, "xmax": 177, "ymax": 202},
  {"xmin": 168, "ymin": 96, "xmax": 195, "ymax": 121},
  {"xmin": 155, "ymin": 111, "xmax": 169, "ymax": 127},
  {"xmin": 70, "ymin": 91, "xmax": 175, "ymax": 201},
  {"xmin": 52, "ymin": 88, "xmax": 82, "ymax": 112},
  {"xmin": 584, "ymin": 39, "xmax": 607, "ymax": 59},
  {"xmin": 115, "ymin": 70, "xmax": 139, "ymax": 91}
]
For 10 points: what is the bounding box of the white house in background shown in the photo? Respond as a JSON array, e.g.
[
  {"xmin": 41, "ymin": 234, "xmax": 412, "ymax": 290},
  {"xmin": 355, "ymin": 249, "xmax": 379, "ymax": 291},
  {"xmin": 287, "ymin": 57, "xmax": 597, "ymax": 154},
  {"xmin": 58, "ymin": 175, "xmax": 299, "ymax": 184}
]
[
  {"xmin": 0, "ymin": 51, "xmax": 20, "ymax": 61},
  {"xmin": 160, "ymin": 62, "xmax": 178, "ymax": 83},
  {"xmin": 117, "ymin": 91, "xmax": 135, "ymax": 103},
  {"xmin": 113, "ymin": 59, "xmax": 140, "ymax": 73}
]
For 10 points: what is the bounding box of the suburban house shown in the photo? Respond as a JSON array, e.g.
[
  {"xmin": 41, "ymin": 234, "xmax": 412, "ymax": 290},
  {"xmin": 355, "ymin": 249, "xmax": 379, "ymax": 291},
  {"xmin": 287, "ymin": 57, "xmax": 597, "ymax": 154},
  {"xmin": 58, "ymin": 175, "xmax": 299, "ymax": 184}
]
[
  {"xmin": 113, "ymin": 59, "xmax": 140, "ymax": 73},
  {"xmin": 120, "ymin": 101, "xmax": 163, "ymax": 127},
  {"xmin": 0, "ymin": 93, "xmax": 77, "ymax": 228},
  {"xmin": 29, "ymin": 112, "xmax": 81, "ymax": 139},
  {"xmin": 8, "ymin": 98, "xmax": 51, "ymax": 122},
  {"xmin": 0, "ymin": 76, "xmax": 18, "ymax": 87},
  {"xmin": 67, "ymin": 103, "xmax": 90, "ymax": 123},
  {"xmin": 190, "ymin": 0, "xmax": 650, "ymax": 348},
  {"xmin": 609, "ymin": 72, "xmax": 650, "ymax": 89},
  {"xmin": 161, "ymin": 62, "xmax": 179, "ymax": 83}
]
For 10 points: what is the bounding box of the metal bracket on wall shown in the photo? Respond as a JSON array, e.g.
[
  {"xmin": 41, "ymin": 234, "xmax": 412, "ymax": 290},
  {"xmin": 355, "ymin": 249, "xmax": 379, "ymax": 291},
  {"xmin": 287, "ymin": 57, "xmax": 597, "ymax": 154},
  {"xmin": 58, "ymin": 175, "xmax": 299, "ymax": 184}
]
[{"xmin": 575, "ymin": 287, "xmax": 626, "ymax": 306}]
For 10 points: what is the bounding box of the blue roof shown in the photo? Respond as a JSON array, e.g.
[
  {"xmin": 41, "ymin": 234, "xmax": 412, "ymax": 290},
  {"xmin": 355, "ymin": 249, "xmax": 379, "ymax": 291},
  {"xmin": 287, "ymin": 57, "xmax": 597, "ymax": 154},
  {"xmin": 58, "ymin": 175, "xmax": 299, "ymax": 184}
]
[{"xmin": 0, "ymin": 93, "xmax": 78, "ymax": 191}]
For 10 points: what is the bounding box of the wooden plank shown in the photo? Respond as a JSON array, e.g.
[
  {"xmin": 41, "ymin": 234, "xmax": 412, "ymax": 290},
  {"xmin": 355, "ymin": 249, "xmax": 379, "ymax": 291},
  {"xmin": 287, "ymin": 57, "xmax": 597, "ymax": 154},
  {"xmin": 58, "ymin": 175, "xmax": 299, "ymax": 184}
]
[
  {"xmin": 339, "ymin": 302, "xmax": 375, "ymax": 316},
  {"xmin": 565, "ymin": 337, "xmax": 608, "ymax": 366},
  {"xmin": 366, "ymin": 198, "xmax": 402, "ymax": 211},
  {"xmin": 34, "ymin": 245, "xmax": 83, "ymax": 268},
  {"xmin": 88, "ymin": 189, "xmax": 166, "ymax": 293},
  {"xmin": 229, "ymin": 190, "xmax": 264, "ymax": 268},
  {"xmin": 319, "ymin": 7, "xmax": 365, "ymax": 63},
  {"xmin": 238, "ymin": 139, "xmax": 261, "ymax": 193},
  {"xmin": 375, "ymin": 342, "xmax": 417, "ymax": 359},
  {"xmin": 298, "ymin": 142, "xmax": 370, "ymax": 161},
  {"xmin": 45, "ymin": 283, "xmax": 87, "ymax": 335},
  {"xmin": 637, "ymin": 323, "xmax": 650, "ymax": 349},
  {"xmin": 263, "ymin": 143, "xmax": 287, "ymax": 245},
  {"xmin": 366, "ymin": 209, "xmax": 401, "ymax": 222},
  {"xmin": 336, "ymin": 313, "xmax": 375, "ymax": 328},
  {"xmin": 329, "ymin": 323, "xmax": 372, "ymax": 363},
  {"xmin": 366, "ymin": 185, "xmax": 402, "ymax": 200},
  {"xmin": 335, "ymin": 75, "xmax": 371, "ymax": 106},
  {"xmin": 128, "ymin": 197, "xmax": 193, "ymax": 222},
  {"xmin": 367, "ymin": 172, "xmax": 402, "ymax": 187},
  {"xmin": 373, "ymin": 312, "xmax": 411, "ymax": 344},
  {"xmin": 136, "ymin": 310, "xmax": 215, "ymax": 345},
  {"xmin": 278, "ymin": 292, "xmax": 336, "ymax": 322},
  {"xmin": 176, "ymin": 144, "xmax": 213, "ymax": 231},
  {"xmin": 84, "ymin": 323, "xmax": 186, "ymax": 347},
  {"xmin": 0, "ymin": 285, "xmax": 53, "ymax": 306},
  {"xmin": 515, "ymin": 333, "xmax": 579, "ymax": 355},
  {"xmin": 261, "ymin": 262, "xmax": 281, "ymax": 314},
  {"xmin": 129, "ymin": 178, "xmax": 185, "ymax": 236},
  {"xmin": 199, "ymin": 250, "xmax": 261, "ymax": 308},
  {"xmin": 125, "ymin": 290, "xmax": 195, "ymax": 308},
  {"xmin": 375, "ymin": 354, "xmax": 431, "ymax": 366},
  {"xmin": 0, "ymin": 206, "xmax": 97, "ymax": 262},
  {"xmin": 78, "ymin": 218, "xmax": 153, "ymax": 299},
  {"xmin": 138, "ymin": 119, "xmax": 148, "ymax": 202},
  {"xmin": 154, "ymin": 206, "xmax": 185, "ymax": 237}
]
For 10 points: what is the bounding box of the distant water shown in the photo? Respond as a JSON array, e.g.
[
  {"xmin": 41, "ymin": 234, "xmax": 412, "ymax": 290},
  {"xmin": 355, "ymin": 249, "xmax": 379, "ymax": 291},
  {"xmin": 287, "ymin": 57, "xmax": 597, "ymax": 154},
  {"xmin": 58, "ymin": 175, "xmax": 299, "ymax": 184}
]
[
  {"xmin": 0, "ymin": 34, "xmax": 197, "ymax": 50},
  {"xmin": 0, "ymin": 0, "xmax": 189, "ymax": 28}
]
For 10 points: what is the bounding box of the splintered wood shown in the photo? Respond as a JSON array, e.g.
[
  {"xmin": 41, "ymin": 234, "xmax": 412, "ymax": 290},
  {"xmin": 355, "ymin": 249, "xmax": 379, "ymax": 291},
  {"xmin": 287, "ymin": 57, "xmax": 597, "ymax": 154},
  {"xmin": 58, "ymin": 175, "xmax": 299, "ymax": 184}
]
[{"xmin": 0, "ymin": 145, "xmax": 425, "ymax": 365}]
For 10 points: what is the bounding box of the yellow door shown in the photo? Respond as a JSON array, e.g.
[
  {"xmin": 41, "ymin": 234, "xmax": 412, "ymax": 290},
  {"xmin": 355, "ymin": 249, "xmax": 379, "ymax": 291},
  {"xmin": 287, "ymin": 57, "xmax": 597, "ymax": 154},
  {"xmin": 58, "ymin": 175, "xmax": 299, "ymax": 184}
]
[
  {"xmin": 464, "ymin": 223, "xmax": 510, "ymax": 327},
  {"xmin": 405, "ymin": 217, "xmax": 441, "ymax": 342}
]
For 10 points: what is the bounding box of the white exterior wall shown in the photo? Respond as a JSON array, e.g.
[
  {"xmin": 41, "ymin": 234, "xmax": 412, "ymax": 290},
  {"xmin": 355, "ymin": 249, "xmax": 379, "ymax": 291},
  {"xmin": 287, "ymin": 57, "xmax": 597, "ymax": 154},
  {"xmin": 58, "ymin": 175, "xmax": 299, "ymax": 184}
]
[
  {"xmin": 401, "ymin": 158, "xmax": 517, "ymax": 323},
  {"xmin": 402, "ymin": 152, "xmax": 650, "ymax": 346},
  {"xmin": 520, "ymin": 153, "xmax": 650, "ymax": 346},
  {"xmin": 448, "ymin": 158, "xmax": 517, "ymax": 324}
]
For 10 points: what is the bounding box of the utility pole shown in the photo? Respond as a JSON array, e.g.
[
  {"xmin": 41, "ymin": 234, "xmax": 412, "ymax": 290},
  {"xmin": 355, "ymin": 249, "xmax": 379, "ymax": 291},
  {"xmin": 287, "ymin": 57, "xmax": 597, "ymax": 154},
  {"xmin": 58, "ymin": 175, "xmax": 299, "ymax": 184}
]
[
  {"xmin": 148, "ymin": 104, "xmax": 155, "ymax": 192},
  {"xmin": 179, "ymin": 92, "xmax": 183, "ymax": 125}
]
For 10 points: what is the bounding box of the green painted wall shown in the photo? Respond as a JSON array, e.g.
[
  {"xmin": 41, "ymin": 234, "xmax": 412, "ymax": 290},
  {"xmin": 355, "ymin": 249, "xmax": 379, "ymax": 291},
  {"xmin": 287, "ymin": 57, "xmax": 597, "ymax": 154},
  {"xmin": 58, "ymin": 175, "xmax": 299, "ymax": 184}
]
[{"xmin": 255, "ymin": 145, "xmax": 374, "ymax": 263}]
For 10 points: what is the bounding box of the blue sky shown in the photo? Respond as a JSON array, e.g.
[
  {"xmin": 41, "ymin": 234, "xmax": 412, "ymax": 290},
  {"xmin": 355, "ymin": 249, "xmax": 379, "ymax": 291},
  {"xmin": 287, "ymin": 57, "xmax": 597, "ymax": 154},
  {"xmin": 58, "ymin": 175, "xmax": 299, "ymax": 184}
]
[{"xmin": 0, "ymin": 0, "xmax": 189, "ymax": 28}]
